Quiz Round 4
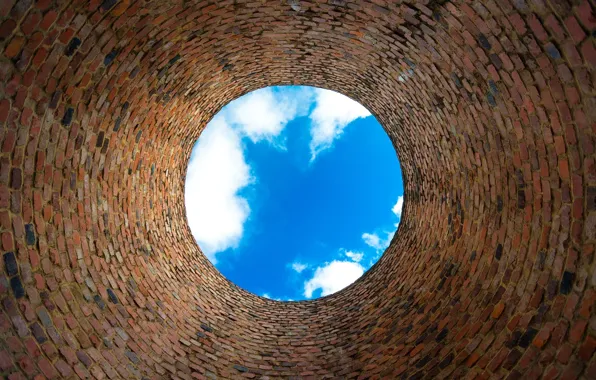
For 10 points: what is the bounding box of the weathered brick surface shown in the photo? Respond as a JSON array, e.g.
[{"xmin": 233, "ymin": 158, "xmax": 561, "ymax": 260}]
[{"xmin": 0, "ymin": 0, "xmax": 594, "ymax": 378}]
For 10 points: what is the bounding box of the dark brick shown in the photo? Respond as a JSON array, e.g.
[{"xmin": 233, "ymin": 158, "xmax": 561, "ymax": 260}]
[
  {"xmin": 3, "ymin": 252, "xmax": 18, "ymax": 276},
  {"xmin": 487, "ymin": 91, "xmax": 496, "ymax": 107},
  {"xmin": 436, "ymin": 328, "xmax": 448, "ymax": 342},
  {"xmin": 506, "ymin": 330, "xmax": 522, "ymax": 348},
  {"xmin": 61, "ymin": 107, "xmax": 73, "ymax": 126},
  {"xmin": 93, "ymin": 295, "xmax": 106, "ymax": 310},
  {"xmin": 519, "ymin": 328, "xmax": 538, "ymax": 348},
  {"xmin": 10, "ymin": 168, "xmax": 22, "ymax": 189},
  {"xmin": 96, "ymin": 131, "xmax": 104, "ymax": 148},
  {"xmin": 64, "ymin": 37, "xmax": 81, "ymax": 56},
  {"xmin": 10, "ymin": 276, "xmax": 24, "ymax": 298},
  {"xmin": 560, "ymin": 271, "xmax": 575, "ymax": 294},
  {"xmin": 502, "ymin": 349, "xmax": 522, "ymax": 370},
  {"xmin": 489, "ymin": 54, "xmax": 502, "ymax": 69},
  {"xmin": 106, "ymin": 288, "xmax": 118, "ymax": 303},
  {"xmin": 545, "ymin": 43, "xmax": 561, "ymax": 59},
  {"xmin": 415, "ymin": 355, "xmax": 431, "ymax": 368},
  {"xmin": 495, "ymin": 244, "xmax": 503, "ymax": 260},
  {"xmin": 451, "ymin": 72, "xmax": 462, "ymax": 88},
  {"xmin": 30, "ymin": 322, "xmax": 47, "ymax": 343},
  {"xmin": 439, "ymin": 353, "xmax": 453, "ymax": 369},
  {"xmin": 478, "ymin": 34, "xmax": 491, "ymax": 50},
  {"xmin": 49, "ymin": 91, "xmax": 61, "ymax": 109},
  {"xmin": 488, "ymin": 80, "xmax": 498, "ymax": 94},
  {"xmin": 168, "ymin": 54, "xmax": 180, "ymax": 66},
  {"xmin": 37, "ymin": 307, "xmax": 52, "ymax": 327},
  {"xmin": 588, "ymin": 187, "xmax": 596, "ymax": 211},
  {"xmin": 104, "ymin": 50, "xmax": 118, "ymax": 66},
  {"xmin": 100, "ymin": 0, "xmax": 118, "ymax": 11},
  {"xmin": 518, "ymin": 190, "xmax": 526, "ymax": 209},
  {"xmin": 114, "ymin": 117, "xmax": 122, "ymax": 132},
  {"xmin": 125, "ymin": 350, "xmax": 139, "ymax": 364},
  {"xmin": 24, "ymin": 224, "xmax": 35, "ymax": 245}
]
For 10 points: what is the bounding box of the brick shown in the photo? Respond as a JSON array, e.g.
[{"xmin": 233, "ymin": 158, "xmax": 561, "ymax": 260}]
[
  {"xmin": 0, "ymin": 350, "xmax": 14, "ymax": 371},
  {"xmin": 578, "ymin": 335, "xmax": 596, "ymax": 361},
  {"xmin": 492, "ymin": 302, "xmax": 505, "ymax": 319},
  {"xmin": 581, "ymin": 39, "xmax": 596, "ymax": 67},
  {"xmin": 0, "ymin": 2, "xmax": 591, "ymax": 379},
  {"xmin": 37, "ymin": 357, "xmax": 57, "ymax": 378},
  {"xmin": 4, "ymin": 36, "xmax": 24, "ymax": 58}
]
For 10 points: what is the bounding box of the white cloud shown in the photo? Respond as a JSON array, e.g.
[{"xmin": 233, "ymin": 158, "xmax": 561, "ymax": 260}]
[
  {"xmin": 362, "ymin": 231, "xmax": 395, "ymax": 251},
  {"xmin": 362, "ymin": 232, "xmax": 381, "ymax": 249},
  {"xmin": 345, "ymin": 251, "xmax": 364, "ymax": 262},
  {"xmin": 291, "ymin": 262, "xmax": 308, "ymax": 273},
  {"xmin": 262, "ymin": 293, "xmax": 293, "ymax": 302},
  {"xmin": 303, "ymin": 260, "xmax": 364, "ymax": 298},
  {"xmin": 185, "ymin": 117, "xmax": 252, "ymax": 263},
  {"xmin": 185, "ymin": 87, "xmax": 317, "ymax": 263},
  {"xmin": 226, "ymin": 87, "xmax": 313, "ymax": 143},
  {"xmin": 309, "ymin": 89, "xmax": 371, "ymax": 160},
  {"xmin": 392, "ymin": 196, "xmax": 404, "ymax": 218}
]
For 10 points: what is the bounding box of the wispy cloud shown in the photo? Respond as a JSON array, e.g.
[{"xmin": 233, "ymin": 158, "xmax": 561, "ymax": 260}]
[
  {"xmin": 185, "ymin": 117, "xmax": 252, "ymax": 263},
  {"xmin": 226, "ymin": 87, "xmax": 313, "ymax": 143},
  {"xmin": 303, "ymin": 260, "xmax": 364, "ymax": 298},
  {"xmin": 361, "ymin": 196, "xmax": 403, "ymax": 252},
  {"xmin": 309, "ymin": 89, "xmax": 371, "ymax": 161},
  {"xmin": 392, "ymin": 196, "xmax": 404, "ymax": 218},
  {"xmin": 262, "ymin": 293, "xmax": 294, "ymax": 302},
  {"xmin": 291, "ymin": 262, "xmax": 308, "ymax": 273},
  {"xmin": 345, "ymin": 250, "xmax": 364, "ymax": 262},
  {"xmin": 362, "ymin": 232, "xmax": 394, "ymax": 251}
]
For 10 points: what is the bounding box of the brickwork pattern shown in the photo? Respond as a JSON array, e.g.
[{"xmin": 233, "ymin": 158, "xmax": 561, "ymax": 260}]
[{"xmin": 0, "ymin": 0, "xmax": 595, "ymax": 378}]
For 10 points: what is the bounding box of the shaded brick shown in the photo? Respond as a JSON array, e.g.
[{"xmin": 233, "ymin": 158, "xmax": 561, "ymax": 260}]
[
  {"xmin": 3, "ymin": 252, "xmax": 18, "ymax": 276},
  {"xmin": 10, "ymin": 276, "xmax": 24, "ymax": 298},
  {"xmin": 61, "ymin": 107, "xmax": 73, "ymax": 126},
  {"xmin": 560, "ymin": 271, "xmax": 575, "ymax": 295},
  {"xmin": 24, "ymin": 224, "xmax": 35, "ymax": 245},
  {"xmin": 64, "ymin": 37, "xmax": 81, "ymax": 56}
]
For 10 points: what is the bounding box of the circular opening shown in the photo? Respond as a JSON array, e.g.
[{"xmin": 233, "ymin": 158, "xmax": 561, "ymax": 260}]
[{"xmin": 185, "ymin": 86, "xmax": 403, "ymax": 300}]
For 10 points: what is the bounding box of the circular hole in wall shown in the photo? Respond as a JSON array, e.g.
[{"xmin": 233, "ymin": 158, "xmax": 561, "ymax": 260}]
[{"xmin": 184, "ymin": 86, "xmax": 403, "ymax": 300}]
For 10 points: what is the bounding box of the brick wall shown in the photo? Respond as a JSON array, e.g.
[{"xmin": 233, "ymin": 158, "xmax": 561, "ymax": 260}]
[{"xmin": 0, "ymin": 0, "xmax": 594, "ymax": 378}]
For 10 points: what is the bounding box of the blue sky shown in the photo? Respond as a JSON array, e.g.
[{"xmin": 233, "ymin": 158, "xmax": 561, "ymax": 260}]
[{"xmin": 185, "ymin": 86, "xmax": 403, "ymax": 300}]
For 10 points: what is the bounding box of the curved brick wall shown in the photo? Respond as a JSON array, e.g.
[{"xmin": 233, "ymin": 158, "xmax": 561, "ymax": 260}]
[{"xmin": 1, "ymin": 0, "xmax": 595, "ymax": 378}]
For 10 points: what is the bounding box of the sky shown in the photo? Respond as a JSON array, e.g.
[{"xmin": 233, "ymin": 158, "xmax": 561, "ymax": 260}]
[{"xmin": 185, "ymin": 86, "xmax": 403, "ymax": 301}]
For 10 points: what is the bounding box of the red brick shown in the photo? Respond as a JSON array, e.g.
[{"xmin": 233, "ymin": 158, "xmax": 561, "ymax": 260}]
[
  {"xmin": 564, "ymin": 16, "xmax": 585, "ymax": 44},
  {"xmin": 0, "ymin": 350, "xmax": 14, "ymax": 371},
  {"xmin": 576, "ymin": 1, "xmax": 596, "ymax": 30},
  {"xmin": 39, "ymin": 10, "xmax": 57, "ymax": 30},
  {"xmin": 38, "ymin": 357, "xmax": 57, "ymax": 378},
  {"xmin": 569, "ymin": 319, "xmax": 587, "ymax": 344},
  {"xmin": 4, "ymin": 36, "xmax": 24, "ymax": 58},
  {"xmin": 0, "ymin": 19, "xmax": 16, "ymax": 38},
  {"xmin": 580, "ymin": 39, "xmax": 596, "ymax": 67},
  {"xmin": 578, "ymin": 335, "xmax": 596, "ymax": 361},
  {"xmin": 528, "ymin": 15, "xmax": 548, "ymax": 42}
]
